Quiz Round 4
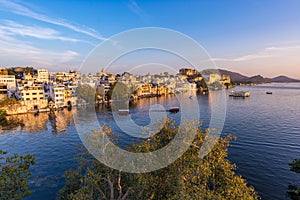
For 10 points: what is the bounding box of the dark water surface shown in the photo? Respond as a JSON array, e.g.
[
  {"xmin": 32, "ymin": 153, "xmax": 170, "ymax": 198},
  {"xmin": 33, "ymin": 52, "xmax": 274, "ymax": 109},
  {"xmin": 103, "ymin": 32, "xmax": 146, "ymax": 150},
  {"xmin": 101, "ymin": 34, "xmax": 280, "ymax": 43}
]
[{"xmin": 0, "ymin": 83, "xmax": 299, "ymax": 199}]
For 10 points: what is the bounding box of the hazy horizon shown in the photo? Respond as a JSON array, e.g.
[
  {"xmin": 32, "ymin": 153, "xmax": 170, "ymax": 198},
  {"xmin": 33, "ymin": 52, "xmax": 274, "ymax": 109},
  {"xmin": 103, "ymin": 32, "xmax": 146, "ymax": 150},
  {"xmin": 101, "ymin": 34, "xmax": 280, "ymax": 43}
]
[{"xmin": 0, "ymin": 0, "xmax": 300, "ymax": 78}]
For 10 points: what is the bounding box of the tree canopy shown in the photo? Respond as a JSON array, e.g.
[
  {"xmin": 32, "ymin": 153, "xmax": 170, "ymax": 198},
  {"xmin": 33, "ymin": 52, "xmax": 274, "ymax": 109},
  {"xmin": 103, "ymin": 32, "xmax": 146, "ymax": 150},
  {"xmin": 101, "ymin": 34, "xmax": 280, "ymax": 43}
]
[
  {"xmin": 0, "ymin": 150, "xmax": 35, "ymax": 200},
  {"xmin": 58, "ymin": 120, "xmax": 259, "ymax": 200},
  {"xmin": 288, "ymin": 159, "xmax": 300, "ymax": 199}
]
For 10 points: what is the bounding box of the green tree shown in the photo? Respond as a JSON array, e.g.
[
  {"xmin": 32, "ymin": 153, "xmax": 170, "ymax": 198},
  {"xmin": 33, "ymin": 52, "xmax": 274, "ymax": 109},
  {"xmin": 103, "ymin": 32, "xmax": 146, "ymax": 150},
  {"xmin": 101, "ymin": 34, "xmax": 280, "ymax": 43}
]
[
  {"xmin": 0, "ymin": 109, "xmax": 7, "ymax": 125},
  {"xmin": 58, "ymin": 120, "xmax": 259, "ymax": 200},
  {"xmin": 0, "ymin": 150, "xmax": 35, "ymax": 200},
  {"xmin": 76, "ymin": 84, "xmax": 96, "ymax": 104},
  {"xmin": 0, "ymin": 97, "xmax": 19, "ymax": 108},
  {"xmin": 288, "ymin": 159, "xmax": 300, "ymax": 199}
]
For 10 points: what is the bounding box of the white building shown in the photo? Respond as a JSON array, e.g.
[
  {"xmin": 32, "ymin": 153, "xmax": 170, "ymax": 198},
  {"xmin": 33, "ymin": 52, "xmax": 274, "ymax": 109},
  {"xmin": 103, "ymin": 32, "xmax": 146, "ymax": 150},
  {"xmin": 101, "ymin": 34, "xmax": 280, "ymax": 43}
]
[
  {"xmin": 50, "ymin": 85, "xmax": 65, "ymax": 108},
  {"xmin": 37, "ymin": 69, "xmax": 49, "ymax": 83},
  {"xmin": 19, "ymin": 85, "xmax": 45, "ymax": 101},
  {"xmin": 0, "ymin": 75, "xmax": 16, "ymax": 89},
  {"xmin": 209, "ymin": 73, "xmax": 221, "ymax": 84}
]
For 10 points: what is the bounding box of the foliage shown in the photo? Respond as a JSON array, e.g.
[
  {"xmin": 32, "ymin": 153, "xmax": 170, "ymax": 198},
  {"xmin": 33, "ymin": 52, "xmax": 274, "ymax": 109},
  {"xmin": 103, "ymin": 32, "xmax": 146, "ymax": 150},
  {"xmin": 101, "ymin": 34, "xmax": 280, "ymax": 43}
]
[
  {"xmin": 290, "ymin": 159, "xmax": 300, "ymax": 173},
  {"xmin": 0, "ymin": 150, "xmax": 35, "ymax": 200},
  {"xmin": 0, "ymin": 109, "xmax": 7, "ymax": 125},
  {"xmin": 58, "ymin": 120, "xmax": 259, "ymax": 200},
  {"xmin": 0, "ymin": 97, "xmax": 19, "ymax": 108},
  {"xmin": 288, "ymin": 159, "xmax": 300, "ymax": 199},
  {"xmin": 197, "ymin": 79, "xmax": 208, "ymax": 89},
  {"xmin": 7, "ymin": 68, "xmax": 16, "ymax": 76},
  {"xmin": 107, "ymin": 82, "xmax": 132, "ymax": 101},
  {"xmin": 24, "ymin": 67, "xmax": 36, "ymax": 75},
  {"xmin": 76, "ymin": 84, "xmax": 96, "ymax": 104}
]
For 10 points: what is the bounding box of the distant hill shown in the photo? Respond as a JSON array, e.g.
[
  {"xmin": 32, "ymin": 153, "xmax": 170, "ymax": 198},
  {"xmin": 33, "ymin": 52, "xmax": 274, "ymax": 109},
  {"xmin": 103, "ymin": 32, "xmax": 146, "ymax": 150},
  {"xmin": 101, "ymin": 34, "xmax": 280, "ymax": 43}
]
[
  {"xmin": 271, "ymin": 76, "xmax": 300, "ymax": 83},
  {"xmin": 202, "ymin": 68, "xmax": 300, "ymax": 83},
  {"xmin": 218, "ymin": 69, "xmax": 248, "ymax": 82},
  {"xmin": 242, "ymin": 75, "xmax": 271, "ymax": 83}
]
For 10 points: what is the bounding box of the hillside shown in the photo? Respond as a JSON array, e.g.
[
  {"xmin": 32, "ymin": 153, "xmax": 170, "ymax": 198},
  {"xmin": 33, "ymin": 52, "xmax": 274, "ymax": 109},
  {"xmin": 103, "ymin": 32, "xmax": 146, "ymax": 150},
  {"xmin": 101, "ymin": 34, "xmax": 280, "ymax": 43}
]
[
  {"xmin": 271, "ymin": 76, "xmax": 300, "ymax": 83},
  {"xmin": 218, "ymin": 69, "xmax": 248, "ymax": 82},
  {"xmin": 242, "ymin": 75, "xmax": 271, "ymax": 83},
  {"xmin": 202, "ymin": 68, "xmax": 300, "ymax": 83}
]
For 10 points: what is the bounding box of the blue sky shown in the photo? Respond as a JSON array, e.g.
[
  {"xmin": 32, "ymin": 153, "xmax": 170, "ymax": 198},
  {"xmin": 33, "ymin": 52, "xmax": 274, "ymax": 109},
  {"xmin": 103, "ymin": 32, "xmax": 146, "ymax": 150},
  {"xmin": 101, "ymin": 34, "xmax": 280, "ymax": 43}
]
[{"xmin": 0, "ymin": 0, "xmax": 300, "ymax": 78}]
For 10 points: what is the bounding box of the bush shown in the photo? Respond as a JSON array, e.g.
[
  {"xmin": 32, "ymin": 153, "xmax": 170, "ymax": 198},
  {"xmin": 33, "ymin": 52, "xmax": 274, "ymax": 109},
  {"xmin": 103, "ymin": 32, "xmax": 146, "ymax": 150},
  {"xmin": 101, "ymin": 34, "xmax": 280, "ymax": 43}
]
[{"xmin": 0, "ymin": 150, "xmax": 35, "ymax": 200}]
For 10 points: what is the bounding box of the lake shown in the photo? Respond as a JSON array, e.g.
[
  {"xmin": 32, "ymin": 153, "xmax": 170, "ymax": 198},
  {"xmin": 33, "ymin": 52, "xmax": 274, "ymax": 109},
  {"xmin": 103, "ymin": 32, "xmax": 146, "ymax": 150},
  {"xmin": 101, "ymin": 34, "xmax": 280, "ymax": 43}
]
[{"xmin": 0, "ymin": 82, "xmax": 299, "ymax": 200}]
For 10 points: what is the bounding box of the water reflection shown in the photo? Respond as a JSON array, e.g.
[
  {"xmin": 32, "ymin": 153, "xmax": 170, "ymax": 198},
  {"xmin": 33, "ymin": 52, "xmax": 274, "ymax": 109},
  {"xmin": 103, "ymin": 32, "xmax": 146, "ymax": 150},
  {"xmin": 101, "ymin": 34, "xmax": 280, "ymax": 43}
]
[{"xmin": 3, "ymin": 109, "xmax": 76, "ymax": 134}]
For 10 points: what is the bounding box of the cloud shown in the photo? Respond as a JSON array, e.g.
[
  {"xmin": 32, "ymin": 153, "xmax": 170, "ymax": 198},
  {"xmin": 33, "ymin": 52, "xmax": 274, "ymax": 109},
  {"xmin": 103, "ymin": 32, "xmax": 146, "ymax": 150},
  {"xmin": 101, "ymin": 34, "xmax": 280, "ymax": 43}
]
[
  {"xmin": 212, "ymin": 45, "xmax": 300, "ymax": 62},
  {"xmin": 0, "ymin": 34, "xmax": 81, "ymax": 69},
  {"xmin": 128, "ymin": 0, "xmax": 149, "ymax": 20},
  {"xmin": 0, "ymin": 0, "xmax": 107, "ymax": 40},
  {"xmin": 0, "ymin": 20, "xmax": 87, "ymax": 43}
]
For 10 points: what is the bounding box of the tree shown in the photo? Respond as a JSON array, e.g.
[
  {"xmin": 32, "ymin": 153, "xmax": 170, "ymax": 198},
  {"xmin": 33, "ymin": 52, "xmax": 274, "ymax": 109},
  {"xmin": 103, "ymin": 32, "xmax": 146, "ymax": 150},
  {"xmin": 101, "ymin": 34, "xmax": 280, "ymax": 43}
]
[
  {"xmin": 76, "ymin": 84, "xmax": 96, "ymax": 104},
  {"xmin": 58, "ymin": 120, "xmax": 259, "ymax": 200},
  {"xmin": 0, "ymin": 150, "xmax": 35, "ymax": 200},
  {"xmin": 0, "ymin": 110, "xmax": 7, "ymax": 126},
  {"xmin": 0, "ymin": 97, "xmax": 19, "ymax": 108},
  {"xmin": 288, "ymin": 159, "xmax": 300, "ymax": 199}
]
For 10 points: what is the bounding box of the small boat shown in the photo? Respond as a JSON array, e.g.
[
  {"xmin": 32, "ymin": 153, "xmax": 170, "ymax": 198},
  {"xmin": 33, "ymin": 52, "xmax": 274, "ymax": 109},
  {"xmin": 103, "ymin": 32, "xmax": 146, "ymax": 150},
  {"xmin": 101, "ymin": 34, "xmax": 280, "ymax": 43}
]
[
  {"xmin": 189, "ymin": 95, "xmax": 193, "ymax": 99},
  {"xmin": 229, "ymin": 91, "xmax": 250, "ymax": 97},
  {"xmin": 266, "ymin": 92, "xmax": 272, "ymax": 94},
  {"xmin": 169, "ymin": 107, "xmax": 180, "ymax": 113},
  {"xmin": 118, "ymin": 109, "xmax": 130, "ymax": 115}
]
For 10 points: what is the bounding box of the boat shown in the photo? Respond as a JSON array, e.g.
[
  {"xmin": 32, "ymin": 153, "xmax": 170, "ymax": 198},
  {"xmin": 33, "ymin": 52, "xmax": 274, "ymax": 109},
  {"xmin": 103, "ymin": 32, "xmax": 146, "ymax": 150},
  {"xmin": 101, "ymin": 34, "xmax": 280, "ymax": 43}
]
[
  {"xmin": 229, "ymin": 91, "xmax": 250, "ymax": 97},
  {"xmin": 118, "ymin": 109, "xmax": 130, "ymax": 115},
  {"xmin": 169, "ymin": 107, "xmax": 180, "ymax": 113},
  {"xmin": 266, "ymin": 92, "xmax": 272, "ymax": 94},
  {"xmin": 189, "ymin": 95, "xmax": 193, "ymax": 99}
]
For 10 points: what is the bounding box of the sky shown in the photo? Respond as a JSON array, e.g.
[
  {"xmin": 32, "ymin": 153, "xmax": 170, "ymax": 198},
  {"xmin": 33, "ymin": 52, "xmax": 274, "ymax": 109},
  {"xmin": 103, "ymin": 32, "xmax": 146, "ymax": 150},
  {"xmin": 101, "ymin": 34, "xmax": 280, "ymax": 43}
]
[{"xmin": 0, "ymin": 0, "xmax": 300, "ymax": 78}]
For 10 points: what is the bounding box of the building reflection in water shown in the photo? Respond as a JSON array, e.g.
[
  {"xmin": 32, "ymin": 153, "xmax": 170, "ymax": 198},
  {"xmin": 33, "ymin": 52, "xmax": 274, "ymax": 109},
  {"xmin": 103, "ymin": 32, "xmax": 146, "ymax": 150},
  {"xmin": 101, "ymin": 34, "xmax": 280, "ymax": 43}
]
[{"xmin": 5, "ymin": 109, "xmax": 76, "ymax": 134}]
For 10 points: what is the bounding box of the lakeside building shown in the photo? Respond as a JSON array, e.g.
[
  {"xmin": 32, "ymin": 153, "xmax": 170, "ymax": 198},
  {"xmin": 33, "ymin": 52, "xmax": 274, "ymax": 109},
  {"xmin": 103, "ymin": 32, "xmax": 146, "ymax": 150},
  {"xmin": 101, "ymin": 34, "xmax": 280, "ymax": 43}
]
[
  {"xmin": 179, "ymin": 68, "xmax": 198, "ymax": 76},
  {"xmin": 0, "ymin": 67, "xmax": 232, "ymax": 114},
  {"xmin": 222, "ymin": 75, "xmax": 231, "ymax": 84},
  {"xmin": 37, "ymin": 69, "xmax": 49, "ymax": 83},
  {"xmin": 49, "ymin": 84, "xmax": 65, "ymax": 108},
  {"xmin": 209, "ymin": 73, "xmax": 222, "ymax": 84},
  {"xmin": 0, "ymin": 75, "xmax": 16, "ymax": 90},
  {"xmin": 18, "ymin": 85, "xmax": 46, "ymax": 101},
  {"xmin": 0, "ymin": 83, "xmax": 8, "ymax": 100}
]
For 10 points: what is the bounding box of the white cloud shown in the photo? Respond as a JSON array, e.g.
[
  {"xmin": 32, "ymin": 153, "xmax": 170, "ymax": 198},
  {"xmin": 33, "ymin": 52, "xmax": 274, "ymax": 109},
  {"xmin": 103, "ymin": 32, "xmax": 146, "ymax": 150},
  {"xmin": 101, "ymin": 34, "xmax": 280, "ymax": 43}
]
[
  {"xmin": 128, "ymin": 0, "xmax": 149, "ymax": 20},
  {"xmin": 0, "ymin": 35, "xmax": 81, "ymax": 69},
  {"xmin": 212, "ymin": 45, "xmax": 300, "ymax": 62},
  {"xmin": 0, "ymin": 20, "xmax": 86, "ymax": 42},
  {"xmin": 0, "ymin": 0, "xmax": 107, "ymax": 40}
]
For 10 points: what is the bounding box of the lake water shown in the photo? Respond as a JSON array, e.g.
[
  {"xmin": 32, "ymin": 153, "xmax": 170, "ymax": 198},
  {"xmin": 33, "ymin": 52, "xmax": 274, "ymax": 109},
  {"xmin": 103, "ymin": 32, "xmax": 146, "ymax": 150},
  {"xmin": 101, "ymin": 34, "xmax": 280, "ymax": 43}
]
[{"xmin": 0, "ymin": 83, "xmax": 300, "ymax": 200}]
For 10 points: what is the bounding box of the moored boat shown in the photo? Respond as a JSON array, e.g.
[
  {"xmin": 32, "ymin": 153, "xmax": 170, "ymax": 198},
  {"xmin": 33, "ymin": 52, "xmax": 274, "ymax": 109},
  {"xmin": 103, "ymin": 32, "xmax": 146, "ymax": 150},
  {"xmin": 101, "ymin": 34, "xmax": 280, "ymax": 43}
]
[
  {"xmin": 229, "ymin": 90, "xmax": 250, "ymax": 97},
  {"xmin": 266, "ymin": 91, "xmax": 272, "ymax": 94},
  {"xmin": 169, "ymin": 107, "xmax": 180, "ymax": 113},
  {"xmin": 118, "ymin": 109, "xmax": 130, "ymax": 115}
]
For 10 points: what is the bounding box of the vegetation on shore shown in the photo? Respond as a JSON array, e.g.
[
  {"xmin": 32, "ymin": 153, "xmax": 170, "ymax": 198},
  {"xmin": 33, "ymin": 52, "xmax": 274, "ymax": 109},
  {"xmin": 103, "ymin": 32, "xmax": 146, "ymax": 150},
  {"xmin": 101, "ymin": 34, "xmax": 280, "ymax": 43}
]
[
  {"xmin": 58, "ymin": 120, "xmax": 259, "ymax": 200},
  {"xmin": 0, "ymin": 150, "xmax": 35, "ymax": 200},
  {"xmin": 0, "ymin": 97, "xmax": 22, "ymax": 128},
  {"xmin": 288, "ymin": 159, "xmax": 300, "ymax": 199}
]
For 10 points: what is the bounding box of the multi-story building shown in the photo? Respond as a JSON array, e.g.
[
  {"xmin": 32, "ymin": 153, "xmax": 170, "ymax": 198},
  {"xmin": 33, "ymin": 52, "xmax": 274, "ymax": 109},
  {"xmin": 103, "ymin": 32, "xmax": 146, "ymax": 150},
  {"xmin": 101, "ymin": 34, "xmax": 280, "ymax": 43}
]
[
  {"xmin": 50, "ymin": 85, "xmax": 65, "ymax": 108},
  {"xmin": 37, "ymin": 69, "xmax": 49, "ymax": 83},
  {"xmin": 179, "ymin": 68, "xmax": 198, "ymax": 76},
  {"xmin": 222, "ymin": 75, "xmax": 231, "ymax": 84},
  {"xmin": 19, "ymin": 85, "xmax": 45, "ymax": 101},
  {"xmin": 0, "ymin": 83, "xmax": 7, "ymax": 100},
  {"xmin": 209, "ymin": 73, "xmax": 221, "ymax": 84},
  {"xmin": 0, "ymin": 75, "xmax": 16, "ymax": 89}
]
